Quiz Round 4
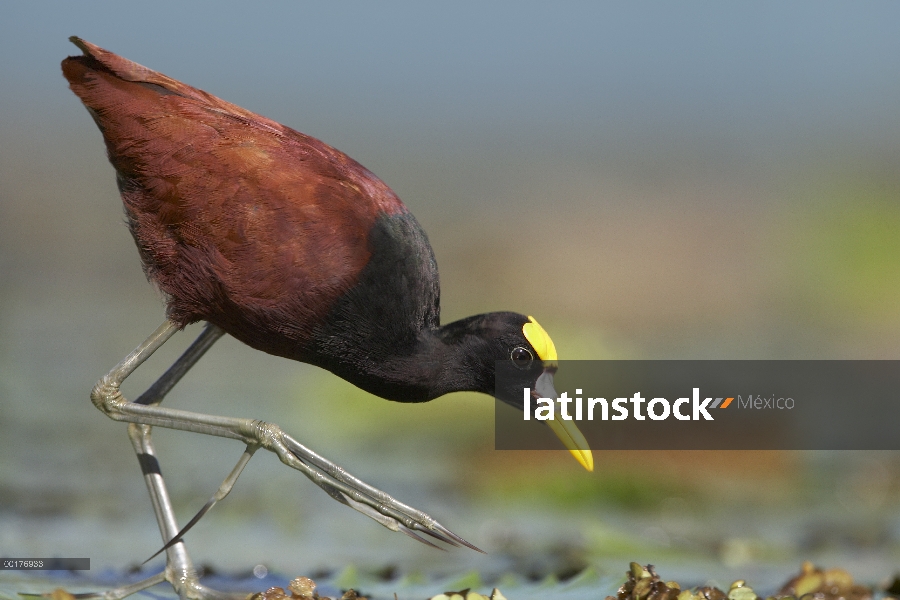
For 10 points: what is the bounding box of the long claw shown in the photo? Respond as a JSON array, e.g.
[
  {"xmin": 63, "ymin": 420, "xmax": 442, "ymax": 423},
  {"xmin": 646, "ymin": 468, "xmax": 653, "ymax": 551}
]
[
  {"xmin": 425, "ymin": 523, "xmax": 485, "ymax": 553},
  {"xmin": 281, "ymin": 435, "xmax": 481, "ymax": 552},
  {"xmin": 398, "ymin": 524, "xmax": 446, "ymax": 550},
  {"xmin": 143, "ymin": 445, "xmax": 257, "ymax": 565},
  {"xmin": 142, "ymin": 495, "xmax": 216, "ymax": 565},
  {"xmin": 413, "ymin": 524, "xmax": 461, "ymax": 547}
]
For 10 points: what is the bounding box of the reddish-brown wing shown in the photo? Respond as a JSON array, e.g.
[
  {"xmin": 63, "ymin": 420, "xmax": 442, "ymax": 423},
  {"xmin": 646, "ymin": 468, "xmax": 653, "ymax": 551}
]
[{"xmin": 62, "ymin": 38, "xmax": 406, "ymax": 351}]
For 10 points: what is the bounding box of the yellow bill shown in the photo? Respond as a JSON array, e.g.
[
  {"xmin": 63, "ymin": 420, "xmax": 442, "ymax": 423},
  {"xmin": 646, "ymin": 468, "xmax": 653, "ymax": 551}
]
[
  {"xmin": 547, "ymin": 416, "xmax": 594, "ymax": 472},
  {"xmin": 526, "ymin": 318, "xmax": 594, "ymax": 472}
]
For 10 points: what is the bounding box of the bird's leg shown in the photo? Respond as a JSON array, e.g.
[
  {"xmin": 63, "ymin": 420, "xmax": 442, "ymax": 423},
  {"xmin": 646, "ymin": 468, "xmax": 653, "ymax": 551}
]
[
  {"xmin": 83, "ymin": 321, "xmax": 242, "ymax": 600},
  {"xmin": 88, "ymin": 320, "xmax": 480, "ymax": 588},
  {"xmin": 276, "ymin": 432, "xmax": 481, "ymax": 550},
  {"xmin": 127, "ymin": 423, "xmax": 242, "ymax": 600},
  {"xmin": 143, "ymin": 444, "xmax": 258, "ymax": 565},
  {"xmin": 133, "ymin": 321, "xmax": 225, "ymax": 407}
]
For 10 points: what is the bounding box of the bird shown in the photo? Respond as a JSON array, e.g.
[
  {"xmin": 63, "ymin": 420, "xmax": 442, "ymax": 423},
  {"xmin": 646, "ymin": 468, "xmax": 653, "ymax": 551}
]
[{"xmin": 62, "ymin": 37, "xmax": 593, "ymax": 599}]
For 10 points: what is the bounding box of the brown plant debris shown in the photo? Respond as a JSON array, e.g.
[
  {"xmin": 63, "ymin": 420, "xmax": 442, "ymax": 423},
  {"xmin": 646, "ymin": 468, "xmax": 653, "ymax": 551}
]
[
  {"xmin": 248, "ymin": 577, "xmax": 366, "ymax": 600},
  {"xmin": 607, "ymin": 561, "xmax": 878, "ymax": 600}
]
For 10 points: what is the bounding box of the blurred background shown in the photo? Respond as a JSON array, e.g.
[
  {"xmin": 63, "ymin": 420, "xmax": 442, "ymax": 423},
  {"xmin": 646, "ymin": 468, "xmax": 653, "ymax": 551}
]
[{"xmin": 2, "ymin": 2, "xmax": 900, "ymax": 598}]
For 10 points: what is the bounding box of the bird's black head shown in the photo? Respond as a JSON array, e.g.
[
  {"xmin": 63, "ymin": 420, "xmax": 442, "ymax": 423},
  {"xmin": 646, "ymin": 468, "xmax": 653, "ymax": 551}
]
[
  {"xmin": 480, "ymin": 313, "xmax": 554, "ymax": 406},
  {"xmin": 438, "ymin": 312, "xmax": 593, "ymax": 471},
  {"xmin": 436, "ymin": 312, "xmax": 539, "ymax": 397}
]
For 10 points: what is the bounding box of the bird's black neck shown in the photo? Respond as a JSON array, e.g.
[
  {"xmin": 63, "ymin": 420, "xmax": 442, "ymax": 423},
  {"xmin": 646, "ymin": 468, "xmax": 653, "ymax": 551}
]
[{"xmin": 315, "ymin": 314, "xmax": 502, "ymax": 403}]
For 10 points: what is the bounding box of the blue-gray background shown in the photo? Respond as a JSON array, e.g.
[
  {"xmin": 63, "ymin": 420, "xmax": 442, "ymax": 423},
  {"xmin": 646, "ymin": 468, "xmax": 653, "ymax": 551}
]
[{"xmin": 2, "ymin": 2, "xmax": 900, "ymax": 597}]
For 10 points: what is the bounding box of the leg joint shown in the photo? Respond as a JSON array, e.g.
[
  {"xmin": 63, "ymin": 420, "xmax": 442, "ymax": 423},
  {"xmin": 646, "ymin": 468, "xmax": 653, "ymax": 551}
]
[
  {"xmin": 90, "ymin": 376, "xmax": 125, "ymax": 418},
  {"xmin": 248, "ymin": 419, "xmax": 284, "ymax": 450}
]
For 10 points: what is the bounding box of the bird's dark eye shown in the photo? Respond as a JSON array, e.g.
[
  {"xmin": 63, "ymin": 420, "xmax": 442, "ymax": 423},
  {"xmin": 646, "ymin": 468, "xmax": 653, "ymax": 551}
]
[{"xmin": 510, "ymin": 346, "xmax": 533, "ymax": 368}]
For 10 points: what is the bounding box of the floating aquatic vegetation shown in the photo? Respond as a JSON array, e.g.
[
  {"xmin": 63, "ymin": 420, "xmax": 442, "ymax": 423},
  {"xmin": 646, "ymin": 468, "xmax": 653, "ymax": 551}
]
[
  {"xmin": 606, "ymin": 561, "xmax": 886, "ymax": 600},
  {"xmin": 248, "ymin": 576, "xmax": 365, "ymax": 600},
  {"xmin": 428, "ymin": 589, "xmax": 507, "ymax": 600},
  {"xmin": 775, "ymin": 561, "xmax": 872, "ymax": 600},
  {"xmin": 18, "ymin": 561, "xmax": 894, "ymax": 600}
]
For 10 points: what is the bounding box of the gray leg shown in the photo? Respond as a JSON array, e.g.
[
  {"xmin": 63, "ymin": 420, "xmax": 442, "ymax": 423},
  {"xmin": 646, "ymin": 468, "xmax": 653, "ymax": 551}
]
[
  {"xmin": 83, "ymin": 320, "xmax": 479, "ymax": 598},
  {"xmin": 143, "ymin": 444, "xmax": 258, "ymax": 565},
  {"xmin": 90, "ymin": 321, "xmax": 479, "ymax": 552},
  {"xmin": 76, "ymin": 322, "xmax": 240, "ymax": 600},
  {"xmin": 127, "ymin": 423, "xmax": 240, "ymax": 600}
]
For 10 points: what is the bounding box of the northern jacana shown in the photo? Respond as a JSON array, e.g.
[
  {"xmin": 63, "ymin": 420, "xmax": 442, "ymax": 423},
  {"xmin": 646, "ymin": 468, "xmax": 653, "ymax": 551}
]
[{"xmin": 62, "ymin": 37, "xmax": 592, "ymax": 599}]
